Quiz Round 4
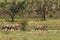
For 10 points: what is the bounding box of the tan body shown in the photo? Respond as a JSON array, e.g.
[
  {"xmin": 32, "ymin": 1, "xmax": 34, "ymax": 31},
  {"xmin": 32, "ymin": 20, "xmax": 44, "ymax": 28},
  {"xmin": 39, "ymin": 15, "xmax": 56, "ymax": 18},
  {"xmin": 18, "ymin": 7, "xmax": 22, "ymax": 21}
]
[
  {"xmin": 2, "ymin": 23, "xmax": 21, "ymax": 30},
  {"xmin": 35, "ymin": 25, "xmax": 48, "ymax": 31}
]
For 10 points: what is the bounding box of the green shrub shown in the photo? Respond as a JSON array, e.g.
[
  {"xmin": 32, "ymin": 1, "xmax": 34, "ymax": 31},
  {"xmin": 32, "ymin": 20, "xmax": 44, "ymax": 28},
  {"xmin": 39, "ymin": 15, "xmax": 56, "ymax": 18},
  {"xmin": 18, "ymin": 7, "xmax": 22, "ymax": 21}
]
[{"xmin": 20, "ymin": 19, "xmax": 28, "ymax": 31}]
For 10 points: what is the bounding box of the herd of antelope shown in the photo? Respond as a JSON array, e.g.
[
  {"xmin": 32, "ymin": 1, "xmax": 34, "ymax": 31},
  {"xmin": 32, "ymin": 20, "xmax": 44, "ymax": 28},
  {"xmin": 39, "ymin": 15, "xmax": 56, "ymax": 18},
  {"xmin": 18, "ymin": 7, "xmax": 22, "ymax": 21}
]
[
  {"xmin": 1, "ymin": 23, "xmax": 48, "ymax": 31},
  {"xmin": 1, "ymin": 23, "xmax": 22, "ymax": 30}
]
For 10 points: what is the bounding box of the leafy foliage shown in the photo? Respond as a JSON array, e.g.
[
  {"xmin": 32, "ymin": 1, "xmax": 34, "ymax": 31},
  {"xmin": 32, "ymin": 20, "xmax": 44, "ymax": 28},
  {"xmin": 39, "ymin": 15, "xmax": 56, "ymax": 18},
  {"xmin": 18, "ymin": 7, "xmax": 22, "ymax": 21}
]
[{"xmin": 0, "ymin": 0, "xmax": 60, "ymax": 21}]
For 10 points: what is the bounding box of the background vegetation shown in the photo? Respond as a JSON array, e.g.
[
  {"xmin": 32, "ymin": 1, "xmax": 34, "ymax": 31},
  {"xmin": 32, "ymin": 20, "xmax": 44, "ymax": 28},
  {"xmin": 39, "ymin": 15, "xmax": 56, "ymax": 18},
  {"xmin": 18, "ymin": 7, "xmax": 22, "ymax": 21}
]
[
  {"xmin": 0, "ymin": 0, "xmax": 60, "ymax": 21},
  {"xmin": 0, "ymin": 0, "xmax": 60, "ymax": 30},
  {"xmin": 0, "ymin": 0, "xmax": 60, "ymax": 40}
]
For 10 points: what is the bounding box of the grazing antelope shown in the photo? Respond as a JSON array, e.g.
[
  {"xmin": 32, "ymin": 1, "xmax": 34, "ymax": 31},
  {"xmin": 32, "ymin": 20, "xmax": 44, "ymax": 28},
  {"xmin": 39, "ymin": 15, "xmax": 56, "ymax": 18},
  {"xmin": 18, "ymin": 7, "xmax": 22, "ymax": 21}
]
[
  {"xmin": 34, "ymin": 23, "xmax": 48, "ymax": 31},
  {"xmin": 2, "ymin": 24, "xmax": 11, "ymax": 30},
  {"xmin": 2, "ymin": 23, "xmax": 21, "ymax": 30},
  {"xmin": 10, "ymin": 24, "xmax": 21, "ymax": 30},
  {"xmin": 35, "ymin": 25, "xmax": 48, "ymax": 31}
]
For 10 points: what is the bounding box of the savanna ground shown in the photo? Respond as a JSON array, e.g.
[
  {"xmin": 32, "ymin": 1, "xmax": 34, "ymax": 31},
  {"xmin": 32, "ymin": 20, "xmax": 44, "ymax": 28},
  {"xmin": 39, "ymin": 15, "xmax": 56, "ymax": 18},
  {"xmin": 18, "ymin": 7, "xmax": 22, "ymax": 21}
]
[
  {"xmin": 0, "ymin": 30, "xmax": 60, "ymax": 40},
  {"xmin": 0, "ymin": 19, "xmax": 60, "ymax": 40},
  {"xmin": 0, "ymin": 0, "xmax": 60, "ymax": 40}
]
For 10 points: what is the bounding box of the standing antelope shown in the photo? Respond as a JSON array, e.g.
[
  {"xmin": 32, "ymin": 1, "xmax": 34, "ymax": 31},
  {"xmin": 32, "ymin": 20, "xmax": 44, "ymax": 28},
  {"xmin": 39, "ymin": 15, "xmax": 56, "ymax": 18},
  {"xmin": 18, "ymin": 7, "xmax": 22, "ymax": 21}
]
[{"xmin": 34, "ymin": 23, "xmax": 48, "ymax": 31}]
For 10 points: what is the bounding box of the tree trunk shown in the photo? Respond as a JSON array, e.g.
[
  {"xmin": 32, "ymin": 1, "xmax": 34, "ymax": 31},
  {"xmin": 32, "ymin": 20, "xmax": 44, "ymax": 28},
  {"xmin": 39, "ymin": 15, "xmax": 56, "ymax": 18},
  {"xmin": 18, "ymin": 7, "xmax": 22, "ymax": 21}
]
[
  {"xmin": 11, "ymin": 17, "xmax": 14, "ymax": 22},
  {"xmin": 11, "ymin": 16, "xmax": 14, "ymax": 22},
  {"xmin": 41, "ymin": 7, "xmax": 46, "ymax": 21},
  {"xmin": 42, "ymin": 12, "xmax": 46, "ymax": 21},
  {"xmin": 9, "ymin": 12, "xmax": 15, "ymax": 22},
  {"xmin": 41, "ymin": 11, "xmax": 46, "ymax": 21}
]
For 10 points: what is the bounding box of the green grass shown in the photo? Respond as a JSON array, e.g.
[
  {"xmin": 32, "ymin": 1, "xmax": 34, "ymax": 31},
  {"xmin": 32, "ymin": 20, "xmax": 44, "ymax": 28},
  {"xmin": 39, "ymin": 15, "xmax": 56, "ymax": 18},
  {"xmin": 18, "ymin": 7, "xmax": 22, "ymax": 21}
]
[
  {"xmin": 0, "ymin": 19, "xmax": 60, "ymax": 40},
  {"xmin": 28, "ymin": 19, "xmax": 60, "ymax": 30},
  {"xmin": 0, "ymin": 19, "xmax": 60, "ymax": 30},
  {"xmin": 0, "ymin": 30, "xmax": 60, "ymax": 40}
]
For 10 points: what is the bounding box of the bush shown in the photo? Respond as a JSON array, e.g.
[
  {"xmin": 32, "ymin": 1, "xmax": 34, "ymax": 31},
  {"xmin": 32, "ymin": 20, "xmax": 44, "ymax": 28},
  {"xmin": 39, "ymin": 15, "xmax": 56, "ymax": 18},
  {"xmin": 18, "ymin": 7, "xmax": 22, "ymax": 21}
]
[{"xmin": 20, "ymin": 19, "xmax": 28, "ymax": 31}]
